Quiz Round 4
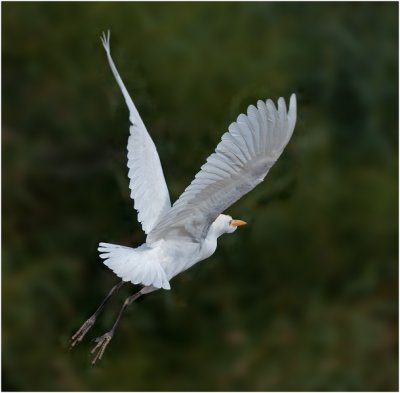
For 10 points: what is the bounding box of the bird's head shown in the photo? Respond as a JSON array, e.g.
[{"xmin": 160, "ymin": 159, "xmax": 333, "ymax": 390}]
[{"xmin": 211, "ymin": 214, "xmax": 247, "ymax": 237}]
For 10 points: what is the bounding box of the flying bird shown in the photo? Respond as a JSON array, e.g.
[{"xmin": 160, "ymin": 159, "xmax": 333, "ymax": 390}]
[{"xmin": 71, "ymin": 31, "xmax": 297, "ymax": 364}]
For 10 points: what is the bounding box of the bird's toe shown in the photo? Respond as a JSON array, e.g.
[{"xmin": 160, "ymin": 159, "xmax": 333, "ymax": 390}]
[
  {"xmin": 91, "ymin": 332, "xmax": 113, "ymax": 365},
  {"xmin": 70, "ymin": 315, "xmax": 96, "ymax": 349}
]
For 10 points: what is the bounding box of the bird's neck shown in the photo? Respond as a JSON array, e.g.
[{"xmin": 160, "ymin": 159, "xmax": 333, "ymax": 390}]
[
  {"xmin": 199, "ymin": 226, "xmax": 219, "ymax": 261},
  {"xmin": 206, "ymin": 221, "xmax": 225, "ymax": 241}
]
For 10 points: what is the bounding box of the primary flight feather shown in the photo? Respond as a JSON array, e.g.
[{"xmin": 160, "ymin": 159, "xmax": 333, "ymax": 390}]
[{"xmin": 71, "ymin": 31, "xmax": 297, "ymax": 364}]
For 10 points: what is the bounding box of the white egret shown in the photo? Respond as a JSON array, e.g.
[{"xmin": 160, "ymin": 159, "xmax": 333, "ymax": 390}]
[{"xmin": 71, "ymin": 31, "xmax": 297, "ymax": 364}]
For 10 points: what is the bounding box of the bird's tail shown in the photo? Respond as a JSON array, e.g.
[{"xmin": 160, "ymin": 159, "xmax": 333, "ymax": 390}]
[{"xmin": 98, "ymin": 242, "xmax": 171, "ymax": 290}]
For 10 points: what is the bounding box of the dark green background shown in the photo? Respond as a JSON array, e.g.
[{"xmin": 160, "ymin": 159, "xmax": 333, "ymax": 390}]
[{"xmin": 3, "ymin": 2, "xmax": 398, "ymax": 391}]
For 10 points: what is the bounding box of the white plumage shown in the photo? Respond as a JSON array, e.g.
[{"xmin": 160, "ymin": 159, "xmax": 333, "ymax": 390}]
[
  {"xmin": 98, "ymin": 243, "xmax": 171, "ymax": 289},
  {"xmin": 98, "ymin": 31, "xmax": 297, "ymax": 292},
  {"xmin": 71, "ymin": 31, "xmax": 298, "ymax": 365},
  {"xmin": 101, "ymin": 33, "xmax": 171, "ymax": 234}
]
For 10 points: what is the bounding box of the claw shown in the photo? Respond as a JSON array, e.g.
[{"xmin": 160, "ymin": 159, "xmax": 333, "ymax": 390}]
[
  {"xmin": 70, "ymin": 315, "xmax": 96, "ymax": 349},
  {"xmin": 91, "ymin": 332, "xmax": 113, "ymax": 365}
]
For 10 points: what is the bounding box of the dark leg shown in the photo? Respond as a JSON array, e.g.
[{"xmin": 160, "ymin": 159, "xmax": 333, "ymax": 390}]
[
  {"xmin": 71, "ymin": 280, "xmax": 125, "ymax": 348},
  {"xmin": 90, "ymin": 289, "xmax": 143, "ymax": 365}
]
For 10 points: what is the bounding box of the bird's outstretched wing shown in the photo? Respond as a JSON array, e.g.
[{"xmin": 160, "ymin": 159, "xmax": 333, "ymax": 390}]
[
  {"xmin": 101, "ymin": 31, "xmax": 171, "ymax": 234},
  {"xmin": 147, "ymin": 94, "xmax": 297, "ymax": 244}
]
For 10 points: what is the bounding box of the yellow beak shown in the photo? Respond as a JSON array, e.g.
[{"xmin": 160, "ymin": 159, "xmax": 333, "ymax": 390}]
[{"xmin": 230, "ymin": 219, "xmax": 247, "ymax": 227}]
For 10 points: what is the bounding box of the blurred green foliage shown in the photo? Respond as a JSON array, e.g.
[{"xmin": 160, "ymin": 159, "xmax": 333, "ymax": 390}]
[{"xmin": 2, "ymin": 2, "xmax": 398, "ymax": 391}]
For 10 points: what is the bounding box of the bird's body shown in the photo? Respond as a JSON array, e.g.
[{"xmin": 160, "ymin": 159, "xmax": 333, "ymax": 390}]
[
  {"xmin": 100, "ymin": 240, "xmax": 204, "ymax": 291},
  {"xmin": 99, "ymin": 215, "xmax": 238, "ymax": 293},
  {"xmin": 71, "ymin": 31, "xmax": 297, "ymax": 364}
]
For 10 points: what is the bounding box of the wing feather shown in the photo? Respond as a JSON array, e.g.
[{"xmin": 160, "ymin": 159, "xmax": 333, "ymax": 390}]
[
  {"xmin": 101, "ymin": 31, "xmax": 171, "ymax": 234},
  {"xmin": 147, "ymin": 94, "xmax": 297, "ymax": 243}
]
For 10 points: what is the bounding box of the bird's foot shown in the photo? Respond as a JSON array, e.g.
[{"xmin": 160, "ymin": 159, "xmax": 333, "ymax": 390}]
[
  {"xmin": 70, "ymin": 315, "xmax": 96, "ymax": 349},
  {"xmin": 90, "ymin": 332, "xmax": 113, "ymax": 365}
]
